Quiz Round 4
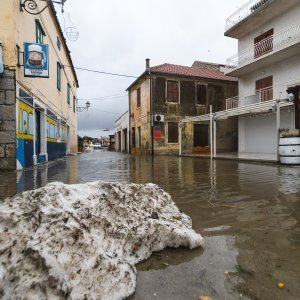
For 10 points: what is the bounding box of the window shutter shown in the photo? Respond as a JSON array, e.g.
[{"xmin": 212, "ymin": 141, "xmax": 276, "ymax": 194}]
[
  {"xmin": 167, "ymin": 81, "xmax": 179, "ymax": 102},
  {"xmin": 197, "ymin": 85, "xmax": 207, "ymax": 105}
]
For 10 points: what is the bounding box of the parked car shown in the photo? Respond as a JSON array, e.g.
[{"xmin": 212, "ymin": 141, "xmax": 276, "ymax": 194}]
[{"xmin": 94, "ymin": 143, "xmax": 102, "ymax": 149}]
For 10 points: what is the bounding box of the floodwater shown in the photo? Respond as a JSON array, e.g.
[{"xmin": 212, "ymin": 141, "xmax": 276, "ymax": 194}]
[{"xmin": 1, "ymin": 151, "xmax": 300, "ymax": 300}]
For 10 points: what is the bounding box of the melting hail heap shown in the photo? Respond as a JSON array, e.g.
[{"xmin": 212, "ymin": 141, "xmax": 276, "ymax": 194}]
[{"xmin": 0, "ymin": 181, "xmax": 203, "ymax": 300}]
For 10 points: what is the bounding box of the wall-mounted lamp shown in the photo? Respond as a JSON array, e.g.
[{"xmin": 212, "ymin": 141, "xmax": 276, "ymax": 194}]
[
  {"xmin": 20, "ymin": 0, "xmax": 67, "ymax": 15},
  {"xmin": 77, "ymin": 101, "xmax": 90, "ymax": 112}
]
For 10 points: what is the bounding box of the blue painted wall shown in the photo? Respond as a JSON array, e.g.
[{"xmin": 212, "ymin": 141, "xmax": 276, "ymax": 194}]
[{"xmin": 47, "ymin": 142, "xmax": 67, "ymax": 161}]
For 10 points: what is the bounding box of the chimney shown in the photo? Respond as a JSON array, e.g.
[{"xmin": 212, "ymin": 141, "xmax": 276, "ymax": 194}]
[{"xmin": 146, "ymin": 58, "xmax": 150, "ymax": 70}]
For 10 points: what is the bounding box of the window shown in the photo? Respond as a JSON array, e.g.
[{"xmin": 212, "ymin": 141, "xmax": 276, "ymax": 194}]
[
  {"xmin": 57, "ymin": 36, "xmax": 61, "ymax": 50},
  {"xmin": 167, "ymin": 81, "xmax": 179, "ymax": 102},
  {"xmin": 196, "ymin": 84, "xmax": 207, "ymax": 105},
  {"xmin": 254, "ymin": 29, "xmax": 273, "ymax": 59},
  {"xmin": 29, "ymin": 113, "xmax": 34, "ymax": 135},
  {"xmin": 22, "ymin": 110, "xmax": 28, "ymax": 135},
  {"xmin": 73, "ymin": 96, "xmax": 76, "ymax": 113},
  {"xmin": 137, "ymin": 87, "xmax": 141, "ymax": 108},
  {"xmin": 138, "ymin": 127, "xmax": 141, "ymax": 148},
  {"xmin": 35, "ymin": 20, "xmax": 45, "ymax": 44},
  {"xmin": 168, "ymin": 122, "xmax": 178, "ymax": 143},
  {"xmin": 256, "ymin": 76, "xmax": 273, "ymax": 102},
  {"xmin": 67, "ymin": 83, "xmax": 71, "ymax": 105},
  {"xmin": 57, "ymin": 62, "xmax": 61, "ymax": 91}
]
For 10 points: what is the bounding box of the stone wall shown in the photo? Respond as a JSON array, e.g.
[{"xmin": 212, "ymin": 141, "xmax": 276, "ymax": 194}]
[{"xmin": 0, "ymin": 68, "xmax": 16, "ymax": 170}]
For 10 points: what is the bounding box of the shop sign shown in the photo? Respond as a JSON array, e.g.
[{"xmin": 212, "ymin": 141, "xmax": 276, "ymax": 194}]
[{"xmin": 24, "ymin": 42, "xmax": 49, "ymax": 78}]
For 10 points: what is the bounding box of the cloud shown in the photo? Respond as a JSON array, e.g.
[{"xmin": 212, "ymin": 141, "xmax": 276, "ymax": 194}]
[{"xmin": 57, "ymin": 0, "xmax": 241, "ymax": 137}]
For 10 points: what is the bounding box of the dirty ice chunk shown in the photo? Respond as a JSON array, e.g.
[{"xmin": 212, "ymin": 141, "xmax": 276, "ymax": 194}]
[{"xmin": 0, "ymin": 181, "xmax": 203, "ymax": 300}]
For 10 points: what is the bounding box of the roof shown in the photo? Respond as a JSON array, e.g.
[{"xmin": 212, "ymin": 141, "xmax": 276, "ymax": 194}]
[
  {"xmin": 126, "ymin": 62, "xmax": 237, "ymax": 91},
  {"xmin": 150, "ymin": 63, "xmax": 237, "ymax": 82},
  {"xmin": 48, "ymin": 3, "xmax": 79, "ymax": 88},
  {"xmin": 192, "ymin": 60, "xmax": 225, "ymax": 71}
]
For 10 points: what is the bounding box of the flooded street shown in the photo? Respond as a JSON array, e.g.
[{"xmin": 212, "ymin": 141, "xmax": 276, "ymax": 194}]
[{"xmin": 1, "ymin": 151, "xmax": 300, "ymax": 299}]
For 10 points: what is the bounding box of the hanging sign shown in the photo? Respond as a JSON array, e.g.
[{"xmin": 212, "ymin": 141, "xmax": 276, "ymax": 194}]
[{"xmin": 24, "ymin": 42, "xmax": 49, "ymax": 78}]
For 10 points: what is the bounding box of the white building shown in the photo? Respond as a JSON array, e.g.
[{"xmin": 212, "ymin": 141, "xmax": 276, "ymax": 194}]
[
  {"xmin": 115, "ymin": 111, "xmax": 129, "ymax": 153},
  {"xmin": 224, "ymin": 0, "xmax": 300, "ymax": 160}
]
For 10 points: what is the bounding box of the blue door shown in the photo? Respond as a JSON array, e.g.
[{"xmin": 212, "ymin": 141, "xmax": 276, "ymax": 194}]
[{"xmin": 35, "ymin": 110, "xmax": 41, "ymax": 156}]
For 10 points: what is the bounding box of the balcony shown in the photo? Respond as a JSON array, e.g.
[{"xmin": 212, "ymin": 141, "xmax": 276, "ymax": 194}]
[
  {"xmin": 225, "ymin": 0, "xmax": 298, "ymax": 38},
  {"xmin": 226, "ymin": 86, "xmax": 273, "ymax": 109},
  {"xmin": 225, "ymin": 24, "xmax": 300, "ymax": 76},
  {"xmin": 225, "ymin": 0, "xmax": 272, "ymax": 32}
]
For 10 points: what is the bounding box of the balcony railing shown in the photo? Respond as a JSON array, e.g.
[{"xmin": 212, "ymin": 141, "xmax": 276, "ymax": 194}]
[
  {"xmin": 226, "ymin": 24, "xmax": 300, "ymax": 72},
  {"xmin": 226, "ymin": 86, "xmax": 273, "ymax": 110},
  {"xmin": 226, "ymin": 96, "xmax": 239, "ymax": 110},
  {"xmin": 225, "ymin": 0, "xmax": 272, "ymax": 32},
  {"xmin": 256, "ymin": 86, "xmax": 273, "ymax": 102}
]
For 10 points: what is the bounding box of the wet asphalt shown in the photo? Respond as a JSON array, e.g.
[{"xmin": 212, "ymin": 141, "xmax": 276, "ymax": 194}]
[{"xmin": 1, "ymin": 150, "xmax": 300, "ymax": 300}]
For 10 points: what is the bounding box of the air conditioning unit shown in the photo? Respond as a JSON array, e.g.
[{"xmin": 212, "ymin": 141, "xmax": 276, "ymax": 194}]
[{"xmin": 153, "ymin": 114, "xmax": 165, "ymax": 122}]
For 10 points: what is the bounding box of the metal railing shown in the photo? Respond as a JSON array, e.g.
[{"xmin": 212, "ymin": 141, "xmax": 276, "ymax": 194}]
[
  {"xmin": 225, "ymin": 0, "xmax": 272, "ymax": 32},
  {"xmin": 226, "ymin": 23, "xmax": 300, "ymax": 72},
  {"xmin": 226, "ymin": 96, "xmax": 239, "ymax": 110},
  {"xmin": 256, "ymin": 86, "xmax": 273, "ymax": 102},
  {"xmin": 226, "ymin": 86, "xmax": 273, "ymax": 110}
]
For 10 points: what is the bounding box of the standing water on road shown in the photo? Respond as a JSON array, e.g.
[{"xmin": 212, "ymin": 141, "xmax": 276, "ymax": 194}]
[{"xmin": 1, "ymin": 151, "xmax": 300, "ymax": 299}]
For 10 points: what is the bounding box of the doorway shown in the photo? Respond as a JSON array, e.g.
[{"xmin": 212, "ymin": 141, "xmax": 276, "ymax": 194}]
[
  {"xmin": 35, "ymin": 110, "xmax": 41, "ymax": 156},
  {"xmin": 193, "ymin": 124, "xmax": 209, "ymax": 153}
]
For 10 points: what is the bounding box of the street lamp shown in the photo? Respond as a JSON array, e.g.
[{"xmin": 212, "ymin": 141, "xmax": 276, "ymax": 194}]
[
  {"xmin": 77, "ymin": 101, "xmax": 91, "ymax": 112},
  {"xmin": 20, "ymin": 0, "xmax": 67, "ymax": 15}
]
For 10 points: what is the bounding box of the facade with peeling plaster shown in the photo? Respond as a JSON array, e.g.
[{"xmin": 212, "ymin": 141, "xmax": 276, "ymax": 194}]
[
  {"xmin": 0, "ymin": 0, "xmax": 78, "ymax": 170},
  {"xmin": 127, "ymin": 60, "xmax": 238, "ymax": 155}
]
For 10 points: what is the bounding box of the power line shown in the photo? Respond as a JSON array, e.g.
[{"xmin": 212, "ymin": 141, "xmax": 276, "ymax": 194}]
[
  {"xmin": 90, "ymin": 108, "xmax": 122, "ymax": 115},
  {"xmin": 64, "ymin": 65, "xmax": 138, "ymax": 78},
  {"xmin": 77, "ymin": 92, "xmax": 126, "ymax": 100},
  {"xmin": 78, "ymin": 95, "xmax": 127, "ymax": 101}
]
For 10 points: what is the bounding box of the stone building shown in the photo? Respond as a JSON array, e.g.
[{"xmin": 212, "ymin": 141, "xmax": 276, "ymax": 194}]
[
  {"xmin": 126, "ymin": 59, "xmax": 238, "ymax": 155},
  {"xmin": 0, "ymin": 0, "xmax": 78, "ymax": 170}
]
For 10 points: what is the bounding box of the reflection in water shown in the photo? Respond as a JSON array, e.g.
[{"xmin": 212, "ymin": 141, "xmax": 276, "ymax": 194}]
[{"xmin": 1, "ymin": 152, "xmax": 300, "ymax": 299}]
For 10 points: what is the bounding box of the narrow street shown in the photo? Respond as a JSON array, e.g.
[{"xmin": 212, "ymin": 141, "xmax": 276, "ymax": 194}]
[{"xmin": 1, "ymin": 151, "xmax": 300, "ymax": 299}]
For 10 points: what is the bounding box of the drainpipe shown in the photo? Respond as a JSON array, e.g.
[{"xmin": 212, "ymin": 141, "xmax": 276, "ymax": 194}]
[
  {"xmin": 210, "ymin": 105, "xmax": 213, "ymax": 159},
  {"xmin": 276, "ymin": 99, "xmax": 280, "ymax": 162},
  {"xmin": 0, "ymin": 41, "xmax": 4, "ymax": 77},
  {"xmin": 213, "ymin": 115, "xmax": 217, "ymax": 158},
  {"xmin": 147, "ymin": 58, "xmax": 154, "ymax": 156}
]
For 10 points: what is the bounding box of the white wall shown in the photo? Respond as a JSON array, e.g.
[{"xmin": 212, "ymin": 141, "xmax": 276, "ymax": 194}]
[
  {"xmin": 115, "ymin": 111, "xmax": 129, "ymax": 153},
  {"xmin": 238, "ymin": 110, "xmax": 294, "ymax": 153},
  {"xmin": 239, "ymin": 4, "xmax": 300, "ymax": 51},
  {"xmin": 239, "ymin": 54, "xmax": 300, "ymax": 104}
]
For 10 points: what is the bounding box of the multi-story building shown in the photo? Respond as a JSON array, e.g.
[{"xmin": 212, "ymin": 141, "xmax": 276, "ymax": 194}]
[
  {"xmin": 224, "ymin": 0, "xmax": 300, "ymax": 159},
  {"xmin": 0, "ymin": 0, "xmax": 79, "ymax": 170},
  {"xmin": 115, "ymin": 111, "xmax": 129, "ymax": 153},
  {"xmin": 127, "ymin": 59, "xmax": 238, "ymax": 155}
]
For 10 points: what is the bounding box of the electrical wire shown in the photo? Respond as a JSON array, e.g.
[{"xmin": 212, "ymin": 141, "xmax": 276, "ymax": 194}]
[
  {"xmin": 78, "ymin": 95, "xmax": 127, "ymax": 101},
  {"xmin": 77, "ymin": 92, "xmax": 126, "ymax": 100},
  {"xmin": 87, "ymin": 108, "xmax": 123, "ymax": 115},
  {"xmin": 64, "ymin": 65, "xmax": 139, "ymax": 78}
]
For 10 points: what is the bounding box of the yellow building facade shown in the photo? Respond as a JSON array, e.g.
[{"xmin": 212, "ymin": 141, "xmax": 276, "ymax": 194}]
[{"xmin": 0, "ymin": 0, "xmax": 78, "ymax": 170}]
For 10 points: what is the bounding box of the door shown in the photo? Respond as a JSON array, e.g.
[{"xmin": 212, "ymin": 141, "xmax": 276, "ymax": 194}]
[
  {"xmin": 256, "ymin": 76, "xmax": 273, "ymax": 102},
  {"xmin": 35, "ymin": 110, "xmax": 41, "ymax": 156},
  {"xmin": 193, "ymin": 124, "xmax": 209, "ymax": 153}
]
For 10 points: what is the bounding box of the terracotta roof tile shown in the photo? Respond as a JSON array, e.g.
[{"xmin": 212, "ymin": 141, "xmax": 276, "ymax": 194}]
[{"xmin": 150, "ymin": 63, "xmax": 237, "ymax": 82}]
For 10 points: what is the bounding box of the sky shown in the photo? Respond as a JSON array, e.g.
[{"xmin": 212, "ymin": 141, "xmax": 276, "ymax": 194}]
[{"xmin": 56, "ymin": 0, "xmax": 243, "ymax": 138}]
